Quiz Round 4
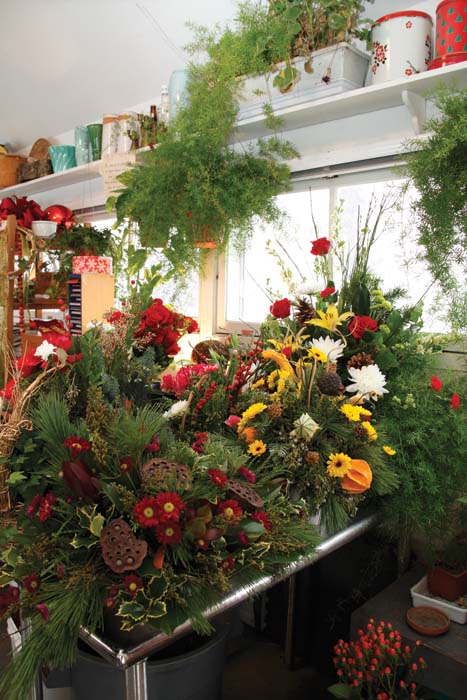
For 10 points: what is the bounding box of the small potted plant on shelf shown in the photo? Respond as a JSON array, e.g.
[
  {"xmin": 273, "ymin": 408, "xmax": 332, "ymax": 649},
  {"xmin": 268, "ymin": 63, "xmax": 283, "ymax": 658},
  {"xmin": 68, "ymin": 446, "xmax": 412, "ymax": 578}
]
[{"xmin": 427, "ymin": 533, "xmax": 467, "ymax": 602}]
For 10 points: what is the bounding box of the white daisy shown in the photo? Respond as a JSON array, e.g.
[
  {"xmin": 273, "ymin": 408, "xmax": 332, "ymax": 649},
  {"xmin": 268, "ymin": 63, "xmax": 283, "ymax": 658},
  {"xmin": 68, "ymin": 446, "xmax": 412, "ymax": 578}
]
[
  {"xmin": 346, "ymin": 364, "xmax": 389, "ymax": 401},
  {"xmin": 163, "ymin": 400, "xmax": 190, "ymax": 420},
  {"xmin": 312, "ymin": 336, "xmax": 345, "ymax": 362},
  {"xmin": 34, "ymin": 340, "xmax": 57, "ymax": 362}
]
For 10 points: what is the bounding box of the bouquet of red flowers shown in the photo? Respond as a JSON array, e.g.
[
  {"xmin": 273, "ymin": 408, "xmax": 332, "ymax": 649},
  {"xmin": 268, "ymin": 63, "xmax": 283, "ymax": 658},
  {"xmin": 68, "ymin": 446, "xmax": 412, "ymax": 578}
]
[{"xmin": 133, "ymin": 298, "xmax": 198, "ymax": 366}]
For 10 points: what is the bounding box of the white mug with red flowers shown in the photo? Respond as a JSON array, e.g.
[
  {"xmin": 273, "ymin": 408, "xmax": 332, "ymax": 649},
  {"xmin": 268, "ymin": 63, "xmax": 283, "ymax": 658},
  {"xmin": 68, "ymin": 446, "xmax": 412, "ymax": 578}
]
[{"xmin": 370, "ymin": 10, "xmax": 433, "ymax": 85}]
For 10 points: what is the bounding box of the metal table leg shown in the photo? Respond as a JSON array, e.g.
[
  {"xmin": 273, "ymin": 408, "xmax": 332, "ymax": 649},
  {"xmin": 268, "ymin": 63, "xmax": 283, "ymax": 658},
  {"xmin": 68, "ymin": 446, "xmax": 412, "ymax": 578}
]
[
  {"xmin": 125, "ymin": 659, "xmax": 148, "ymax": 700},
  {"xmin": 284, "ymin": 573, "xmax": 297, "ymax": 670}
]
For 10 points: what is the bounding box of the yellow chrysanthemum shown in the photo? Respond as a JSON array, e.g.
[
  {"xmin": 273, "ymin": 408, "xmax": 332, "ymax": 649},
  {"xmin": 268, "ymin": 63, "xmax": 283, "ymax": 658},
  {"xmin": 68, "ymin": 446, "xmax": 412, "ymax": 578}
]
[
  {"xmin": 340, "ymin": 404, "xmax": 362, "ymax": 422},
  {"xmin": 248, "ymin": 440, "xmax": 267, "ymax": 456},
  {"xmin": 262, "ymin": 349, "xmax": 294, "ymax": 374},
  {"xmin": 383, "ymin": 445, "xmax": 396, "ymax": 456},
  {"xmin": 306, "ymin": 304, "xmax": 354, "ymax": 332},
  {"xmin": 361, "ymin": 421, "xmax": 378, "ymax": 441},
  {"xmin": 327, "ymin": 452, "xmax": 352, "ymax": 478},
  {"xmin": 308, "ymin": 347, "xmax": 327, "ymax": 363},
  {"xmin": 251, "ymin": 378, "xmax": 266, "ymax": 390},
  {"xmin": 341, "ymin": 404, "xmax": 373, "ymax": 422},
  {"xmin": 238, "ymin": 402, "xmax": 268, "ymax": 431},
  {"xmin": 267, "ymin": 369, "xmax": 290, "ymax": 394}
]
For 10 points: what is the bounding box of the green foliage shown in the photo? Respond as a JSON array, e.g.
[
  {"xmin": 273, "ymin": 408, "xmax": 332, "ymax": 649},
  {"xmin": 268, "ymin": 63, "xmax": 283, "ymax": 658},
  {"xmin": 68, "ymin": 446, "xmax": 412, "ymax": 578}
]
[
  {"xmin": 377, "ymin": 354, "xmax": 467, "ymax": 550},
  {"xmin": 404, "ymin": 86, "xmax": 467, "ymax": 328}
]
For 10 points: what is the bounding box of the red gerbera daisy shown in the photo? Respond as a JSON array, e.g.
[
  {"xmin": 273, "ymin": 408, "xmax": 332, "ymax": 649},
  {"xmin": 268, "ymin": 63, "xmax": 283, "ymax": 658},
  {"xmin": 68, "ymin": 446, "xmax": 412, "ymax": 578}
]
[
  {"xmin": 64, "ymin": 436, "xmax": 91, "ymax": 459},
  {"xmin": 252, "ymin": 510, "xmax": 272, "ymax": 531},
  {"xmin": 133, "ymin": 496, "xmax": 160, "ymax": 527},
  {"xmin": 155, "ymin": 522, "xmax": 182, "ymax": 545},
  {"xmin": 218, "ymin": 499, "xmax": 243, "ymax": 523},
  {"xmin": 208, "ymin": 469, "xmax": 228, "ymax": 487},
  {"xmin": 123, "ymin": 573, "xmax": 144, "ymax": 597},
  {"xmin": 220, "ymin": 556, "xmax": 235, "ymax": 572},
  {"xmin": 23, "ymin": 573, "xmax": 40, "ymax": 595},
  {"xmin": 155, "ymin": 492, "xmax": 185, "ymax": 522}
]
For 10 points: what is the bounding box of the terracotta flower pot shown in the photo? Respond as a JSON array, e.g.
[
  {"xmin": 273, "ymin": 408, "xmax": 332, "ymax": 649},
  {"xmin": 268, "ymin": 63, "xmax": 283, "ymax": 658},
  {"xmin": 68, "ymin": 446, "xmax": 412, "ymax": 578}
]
[{"xmin": 427, "ymin": 566, "xmax": 467, "ymax": 601}]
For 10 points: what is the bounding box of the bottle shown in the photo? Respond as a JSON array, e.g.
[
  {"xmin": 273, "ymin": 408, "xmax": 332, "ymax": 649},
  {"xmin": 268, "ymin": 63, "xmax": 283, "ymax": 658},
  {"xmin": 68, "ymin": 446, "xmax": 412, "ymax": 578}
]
[{"xmin": 160, "ymin": 84, "xmax": 170, "ymax": 126}]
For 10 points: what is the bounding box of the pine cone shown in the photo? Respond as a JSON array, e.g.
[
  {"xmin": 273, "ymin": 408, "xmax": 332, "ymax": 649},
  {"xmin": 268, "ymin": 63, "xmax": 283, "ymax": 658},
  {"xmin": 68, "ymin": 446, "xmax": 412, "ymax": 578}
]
[
  {"xmin": 347, "ymin": 352, "xmax": 375, "ymax": 370},
  {"xmin": 294, "ymin": 297, "xmax": 317, "ymax": 326},
  {"xmin": 268, "ymin": 403, "xmax": 282, "ymax": 419},
  {"xmin": 305, "ymin": 451, "xmax": 320, "ymax": 465},
  {"xmin": 327, "ymin": 362, "xmax": 338, "ymax": 373},
  {"xmin": 317, "ymin": 371, "xmax": 344, "ymax": 396}
]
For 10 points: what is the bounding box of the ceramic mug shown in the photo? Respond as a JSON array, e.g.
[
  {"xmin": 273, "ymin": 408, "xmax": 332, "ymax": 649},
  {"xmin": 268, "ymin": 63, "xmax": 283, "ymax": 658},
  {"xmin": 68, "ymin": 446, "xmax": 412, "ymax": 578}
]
[{"xmin": 48, "ymin": 145, "xmax": 77, "ymax": 172}]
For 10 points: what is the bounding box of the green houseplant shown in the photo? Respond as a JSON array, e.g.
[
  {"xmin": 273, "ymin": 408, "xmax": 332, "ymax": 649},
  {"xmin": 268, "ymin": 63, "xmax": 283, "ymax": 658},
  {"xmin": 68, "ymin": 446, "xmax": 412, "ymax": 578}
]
[{"xmin": 404, "ymin": 86, "xmax": 467, "ymax": 329}]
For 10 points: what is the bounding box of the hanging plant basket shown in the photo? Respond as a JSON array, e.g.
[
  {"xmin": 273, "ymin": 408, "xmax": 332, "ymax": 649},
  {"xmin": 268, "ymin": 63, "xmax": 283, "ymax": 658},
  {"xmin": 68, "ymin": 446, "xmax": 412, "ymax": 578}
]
[{"xmin": 193, "ymin": 226, "xmax": 219, "ymax": 249}]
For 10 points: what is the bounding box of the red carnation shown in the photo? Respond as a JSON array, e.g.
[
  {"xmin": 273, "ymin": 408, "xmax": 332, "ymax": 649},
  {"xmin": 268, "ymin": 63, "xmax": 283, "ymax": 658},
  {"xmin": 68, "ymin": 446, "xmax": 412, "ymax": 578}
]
[
  {"xmin": 37, "ymin": 493, "xmax": 57, "ymax": 522},
  {"xmin": 311, "ymin": 237, "xmax": 331, "ymax": 256},
  {"xmin": 431, "ymin": 375, "xmax": 442, "ymax": 392},
  {"xmin": 451, "ymin": 393, "xmax": 460, "ymax": 409},
  {"xmin": 348, "ymin": 316, "xmax": 379, "ymax": 339},
  {"xmin": 237, "ymin": 466, "xmax": 256, "ymax": 484},
  {"xmin": 154, "ymin": 492, "xmax": 185, "ymax": 522},
  {"xmin": 320, "ymin": 286, "xmax": 336, "ymax": 299},
  {"xmin": 208, "ymin": 469, "xmax": 228, "ymax": 487},
  {"xmin": 124, "ymin": 573, "xmax": 144, "ymax": 597},
  {"xmin": 133, "ymin": 496, "xmax": 160, "ymax": 527},
  {"xmin": 270, "ymin": 298, "xmax": 291, "ymax": 319},
  {"xmin": 155, "ymin": 522, "xmax": 182, "ymax": 545}
]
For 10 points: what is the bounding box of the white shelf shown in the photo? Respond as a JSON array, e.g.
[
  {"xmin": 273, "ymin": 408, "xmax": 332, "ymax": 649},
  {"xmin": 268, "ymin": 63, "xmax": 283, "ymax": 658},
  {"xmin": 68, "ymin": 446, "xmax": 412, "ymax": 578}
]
[
  {"xmin": 0, "ymin": 160, "xmax": 102, "ymax": 198},
  {"xmin": 234, "ymin": 62, "xmax": 467, "ymax": 141}
]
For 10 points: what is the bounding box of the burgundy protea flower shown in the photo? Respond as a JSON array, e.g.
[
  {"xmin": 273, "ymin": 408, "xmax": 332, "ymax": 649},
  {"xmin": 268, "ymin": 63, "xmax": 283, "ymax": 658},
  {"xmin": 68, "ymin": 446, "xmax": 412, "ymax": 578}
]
[{"xmin": 61, "ymin": 460, "xmax": 100, "ymax": 500}]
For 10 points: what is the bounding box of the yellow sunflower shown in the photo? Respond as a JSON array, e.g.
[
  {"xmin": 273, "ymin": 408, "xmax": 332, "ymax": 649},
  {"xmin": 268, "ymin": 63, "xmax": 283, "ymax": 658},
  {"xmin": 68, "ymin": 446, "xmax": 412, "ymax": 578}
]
[
  {"xmin": 308, "ymin": 347, "xmax": 327, "ymax": 363},
  {"xmin": 248, "ymin": 440, "xmax": 267, "ymax": 456},
  {"xmin": 361, "ymin": 421, "xmax": 378, "ymax": 441},
  {"xmin": 327, "ymin": 452, "xmax": 352, "ymax": 478}
]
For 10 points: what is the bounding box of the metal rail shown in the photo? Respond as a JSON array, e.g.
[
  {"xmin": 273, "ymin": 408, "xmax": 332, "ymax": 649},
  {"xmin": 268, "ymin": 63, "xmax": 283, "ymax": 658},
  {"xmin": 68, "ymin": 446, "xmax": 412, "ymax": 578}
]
[{"xmin": 79, "ymin": 513, "xmax": 377, "ymax": 670}]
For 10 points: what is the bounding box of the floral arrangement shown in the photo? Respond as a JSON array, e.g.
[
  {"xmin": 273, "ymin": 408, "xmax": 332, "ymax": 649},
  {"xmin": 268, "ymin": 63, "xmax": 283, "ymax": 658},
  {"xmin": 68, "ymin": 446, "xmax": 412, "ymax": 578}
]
[
  {"xmin": 160, "ymin": 265, "xmax": 399, "ymax": 532},
  {"xmin": 0, "ymin": 297, "xmax": 318, "ymax": 700},
  {"xmin": 329, "ymin": 618, "xmax": 427, "ymax": 700}
]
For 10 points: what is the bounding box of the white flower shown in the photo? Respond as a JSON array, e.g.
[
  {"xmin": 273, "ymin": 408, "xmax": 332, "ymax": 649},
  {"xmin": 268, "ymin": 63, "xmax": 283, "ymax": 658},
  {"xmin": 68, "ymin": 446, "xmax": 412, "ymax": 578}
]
[
  {"xmin": 163, "ymin": 400, "xmax": 190, "ymax": 420},
  {"xmin": 290, "ymin": 414, "xmax": 320, "ymax": 441},
  {"xmin": 295, "ymin": 283, "xmax": 322, "ymax": 296},
  {"xmin": 346, "ymin": 364, "xmax": 389, "ymax": 401},
  {"xmin": 85, "ymin": 320, "xmax": 112, "ymax": 333},
  {"xmin": 312, "ymin": 336, "xmax": 346, "ymax": 362},
  {"xmin": 34, "ymin": 340, "xmax": 57, "ymax": 362}
]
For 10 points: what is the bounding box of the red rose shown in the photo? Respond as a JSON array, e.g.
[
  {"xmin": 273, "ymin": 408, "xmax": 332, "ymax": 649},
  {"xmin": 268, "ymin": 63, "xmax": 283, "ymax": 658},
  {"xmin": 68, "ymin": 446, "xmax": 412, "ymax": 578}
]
[
  {"xmin": 310, "ymin": 237, "xmax": 331, "ymax": 256},
  {"xmin": 348, "ymin": 316, "xmax": 379, "ymax": 339},
  {"xmin": 431, "ymin": 375, "xmax": 442, "ymax": 392},
  {"xmin": 320, "ymin": 286, "xmax": 336, "ymax": 299},
  {"xmin": 451, "ymin": 393, "xmax": 460, "ymax": 409},
  {"xmin": 270, "ymin": 298, "xmax": 291, "ymax": 319}
]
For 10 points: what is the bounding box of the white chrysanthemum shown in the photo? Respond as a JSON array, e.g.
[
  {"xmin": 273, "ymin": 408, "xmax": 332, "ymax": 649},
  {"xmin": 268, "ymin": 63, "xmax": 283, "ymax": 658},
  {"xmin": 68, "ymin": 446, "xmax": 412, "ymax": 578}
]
[
  {"xmin": 295, "ymin": 283, "xmax": 322, "ymax": 296},
  {"xmin": 346, "ymin": 364, "xmax": 389, "ymax": 401},
  {"xmin": 34, "ymin": 340, "xmax": 57, "ymax": 362},
  {"xmin": 312, "ymin": 336, "xmax": 345, "ymax": 362},
  {"xmin": 290, "ymin": 413, "xmax": 320, "ymax": 441},
  {"xmin": 163, "ymin": 400, "xmax": 190, "ymax": 420}
]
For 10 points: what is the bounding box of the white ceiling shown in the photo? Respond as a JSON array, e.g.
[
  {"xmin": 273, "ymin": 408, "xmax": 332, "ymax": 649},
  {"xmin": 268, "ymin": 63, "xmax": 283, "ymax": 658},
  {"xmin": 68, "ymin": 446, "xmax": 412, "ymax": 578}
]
[
  {"xmin": 0, "ymin": 0, "xmax": 238, "ymax": 151},
  {"xmin": 0, "ymin": 0, "xmax": 435, "ymax": 153}
]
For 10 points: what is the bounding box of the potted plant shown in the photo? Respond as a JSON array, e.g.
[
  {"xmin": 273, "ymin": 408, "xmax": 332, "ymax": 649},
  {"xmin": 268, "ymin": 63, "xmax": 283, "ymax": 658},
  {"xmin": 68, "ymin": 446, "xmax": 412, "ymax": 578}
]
[
  {"xmin": 427, "ymin": 534, "xmax": 467, "ymax": 602},
  {"xmin": 329, "ymin": 618, "xmax": 427, "ymax": 699},
  {"xmin": 404, "ymin": 85, "xmax": 467, "ymax": 330}
]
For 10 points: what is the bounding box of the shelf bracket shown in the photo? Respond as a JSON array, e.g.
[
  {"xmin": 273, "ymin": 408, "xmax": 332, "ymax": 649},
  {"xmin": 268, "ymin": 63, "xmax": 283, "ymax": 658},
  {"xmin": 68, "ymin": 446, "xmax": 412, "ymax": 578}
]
[{"xmin": 401, "ymin": 89, "xmax": 426, "ymax": 135}]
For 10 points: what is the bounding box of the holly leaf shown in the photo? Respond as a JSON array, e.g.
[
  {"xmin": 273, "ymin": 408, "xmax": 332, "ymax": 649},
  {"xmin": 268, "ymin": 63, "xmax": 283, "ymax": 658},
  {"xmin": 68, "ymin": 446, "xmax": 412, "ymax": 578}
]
[{"xmin": 6, "ymin": 472, "xmax": 27, "ymax": 486}]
